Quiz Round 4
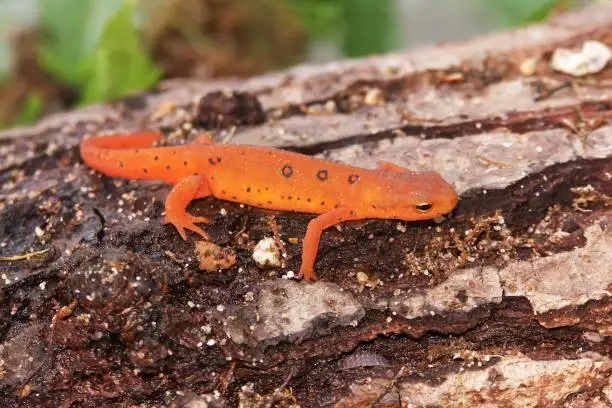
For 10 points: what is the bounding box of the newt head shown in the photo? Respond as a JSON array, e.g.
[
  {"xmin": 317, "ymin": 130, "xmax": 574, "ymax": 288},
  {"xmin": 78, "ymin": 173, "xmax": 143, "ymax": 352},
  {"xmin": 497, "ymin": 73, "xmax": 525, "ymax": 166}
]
[{"xmin": 365, "ymin": 170, "xmax": 459, "ymax": 221}]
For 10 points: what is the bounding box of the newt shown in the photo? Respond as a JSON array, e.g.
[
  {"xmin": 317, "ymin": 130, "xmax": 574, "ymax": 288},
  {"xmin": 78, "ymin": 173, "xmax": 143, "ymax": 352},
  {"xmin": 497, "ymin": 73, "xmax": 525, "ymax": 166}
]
[{"xmin": 80, "ymin": 130, "xmax": 459, "ymax": 281}]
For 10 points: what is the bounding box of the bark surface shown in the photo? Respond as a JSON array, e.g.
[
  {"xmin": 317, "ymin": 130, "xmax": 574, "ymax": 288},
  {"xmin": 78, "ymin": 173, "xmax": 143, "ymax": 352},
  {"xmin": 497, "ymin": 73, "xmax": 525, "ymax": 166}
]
[{"xmin": 1, "ymin": 4, "xmax": 611, "ymax": 407}]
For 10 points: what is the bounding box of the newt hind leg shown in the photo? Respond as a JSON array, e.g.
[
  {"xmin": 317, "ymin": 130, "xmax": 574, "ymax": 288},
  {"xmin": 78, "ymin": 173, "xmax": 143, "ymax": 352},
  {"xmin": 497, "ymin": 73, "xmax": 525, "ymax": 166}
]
[{"xmin": 164, "ymin": 174, "xmax": 211, "ymax": 240}]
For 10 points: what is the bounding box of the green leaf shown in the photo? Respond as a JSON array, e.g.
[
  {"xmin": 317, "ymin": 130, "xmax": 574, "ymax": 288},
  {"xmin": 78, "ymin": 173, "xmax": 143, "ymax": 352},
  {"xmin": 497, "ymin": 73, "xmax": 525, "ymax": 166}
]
[
  {"xmin": 478, "ymin": 0, "xmax": 573, "ymax": 26},
  {"xmin": 39, "ymin": 0, "xmax": 93, "ymax": 82},
  {"xmin": 286, "ymin": 0, "xmax": 396, "ymax": 56},
  {"xmin": 76, "ymin": 0, "xmax": 161, "ymax": 105},
  {"xmin": 12, "ymin": 94, "xmax": 44, "ymax": 127},
  {"xmin": 341, "ymin": 0, "xmax": 395, "ymax": 57},
  {"xmin": 285, "ymin": 0, "xmax": 343, "ymax": 38},
  {"xmin": 38, "ymin": 0, "xmax": 124, "ymax": 83},
  {"xmin": 522, "ymin": 0, "xmax": 572, "ymax": 23}
]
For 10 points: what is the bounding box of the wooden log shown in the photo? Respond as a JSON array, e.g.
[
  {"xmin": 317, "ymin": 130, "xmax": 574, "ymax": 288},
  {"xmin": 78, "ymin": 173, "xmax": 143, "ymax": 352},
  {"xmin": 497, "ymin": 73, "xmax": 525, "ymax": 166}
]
[{"xmin": 1, "ymin": 3, "xmax": 611, "ymax": 407}]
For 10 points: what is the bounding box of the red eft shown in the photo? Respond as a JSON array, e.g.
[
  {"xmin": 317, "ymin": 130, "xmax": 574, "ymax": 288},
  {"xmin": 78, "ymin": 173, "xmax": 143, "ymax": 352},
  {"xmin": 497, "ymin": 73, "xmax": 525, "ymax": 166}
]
[{"xmin": 80, "ymin": 130, "xmax": 459, "ymax": 281}]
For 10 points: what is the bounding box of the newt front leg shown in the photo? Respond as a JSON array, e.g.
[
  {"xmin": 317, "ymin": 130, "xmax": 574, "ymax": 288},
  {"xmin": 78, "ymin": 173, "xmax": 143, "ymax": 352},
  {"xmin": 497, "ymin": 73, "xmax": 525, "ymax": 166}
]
[
  {"xmin": 164, "ymin": 174, "xmax": 211, "ymax": 240},
  {"xmin": 299, "ymin": 208, "xmax": 362, "ymax": 281}
]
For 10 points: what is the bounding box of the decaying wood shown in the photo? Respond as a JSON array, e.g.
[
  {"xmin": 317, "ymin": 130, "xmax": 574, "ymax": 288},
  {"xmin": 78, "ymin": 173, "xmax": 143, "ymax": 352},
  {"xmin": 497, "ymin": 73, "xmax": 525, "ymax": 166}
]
[{"xmin": 1, "ymin": 3, "xmax": 611, "ymax": 407}]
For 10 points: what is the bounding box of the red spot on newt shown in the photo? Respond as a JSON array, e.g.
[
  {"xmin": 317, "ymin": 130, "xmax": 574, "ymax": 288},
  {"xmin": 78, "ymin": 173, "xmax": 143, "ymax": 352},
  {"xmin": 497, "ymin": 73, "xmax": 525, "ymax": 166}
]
[{"xmin": 80, "ymin": 130, "xmax": 459, "ymax": 281}]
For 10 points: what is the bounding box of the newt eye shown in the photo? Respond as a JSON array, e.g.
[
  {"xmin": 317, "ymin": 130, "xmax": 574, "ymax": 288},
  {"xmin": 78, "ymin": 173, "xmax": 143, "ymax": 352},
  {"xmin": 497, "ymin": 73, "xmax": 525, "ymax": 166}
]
[{"xmin": 415, "ymin": 202, "xmax": 433, "ymax": 213}]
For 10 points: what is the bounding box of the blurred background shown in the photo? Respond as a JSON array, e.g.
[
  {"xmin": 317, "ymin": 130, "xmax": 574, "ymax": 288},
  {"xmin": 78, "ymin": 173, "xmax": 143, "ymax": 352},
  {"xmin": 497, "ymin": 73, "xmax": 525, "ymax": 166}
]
[{"xmin": 0, "ymin": 0, "xmax": 595, "ymax": 128}]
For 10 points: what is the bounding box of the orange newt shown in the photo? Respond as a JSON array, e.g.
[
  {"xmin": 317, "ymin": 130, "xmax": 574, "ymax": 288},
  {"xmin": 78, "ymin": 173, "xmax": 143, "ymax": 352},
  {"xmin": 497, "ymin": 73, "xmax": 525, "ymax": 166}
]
[{"xmin": 80, "ymin": 130, "xmax": 459, "ymax": 281}]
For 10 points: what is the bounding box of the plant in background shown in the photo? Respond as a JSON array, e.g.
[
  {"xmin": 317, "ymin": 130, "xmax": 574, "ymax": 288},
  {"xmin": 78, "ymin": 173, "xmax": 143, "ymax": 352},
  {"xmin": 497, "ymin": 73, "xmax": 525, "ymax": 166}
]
[
  {"xmin": 285, "ymin": 0, "xmax": 396, "ymax": 57},
  {"xmin": 0, "ymin": 0, "xmax": 585, "ymax": 128},
  {"xmin": 142, "ymin": 0, "xmax": 308, "ymax": 79},
  {"xmin": 11, "ymin": 94, "xmax": 43, "ymax": 127},
  {"xmin": 76, "ymin": 0, "xmax": 161, "ymax": 104},
  {"xmin": 40, "ymin": 0, "xmax": 160, "ymax": 106},
  {"xmin": 1, "ymin": 0, "xmax": 160, "ymax": 128},
  {"xmin": 478, "ymin": 0, "xmax": 574, "ymax": 26}
]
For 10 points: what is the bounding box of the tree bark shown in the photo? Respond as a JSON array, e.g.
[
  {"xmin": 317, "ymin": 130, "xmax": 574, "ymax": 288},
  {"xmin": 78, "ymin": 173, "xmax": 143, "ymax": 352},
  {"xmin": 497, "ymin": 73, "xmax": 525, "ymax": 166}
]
[{"xmin": 1, "ymin": 3, "xmax": 611, "ymax": 407}]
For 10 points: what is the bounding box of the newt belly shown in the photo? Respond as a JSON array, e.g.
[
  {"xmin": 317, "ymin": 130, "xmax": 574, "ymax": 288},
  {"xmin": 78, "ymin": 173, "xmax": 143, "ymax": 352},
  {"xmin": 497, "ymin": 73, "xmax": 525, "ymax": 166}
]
[{"xmin": 80, "ymin": 130, "xmax": 459, "ymax": 281}]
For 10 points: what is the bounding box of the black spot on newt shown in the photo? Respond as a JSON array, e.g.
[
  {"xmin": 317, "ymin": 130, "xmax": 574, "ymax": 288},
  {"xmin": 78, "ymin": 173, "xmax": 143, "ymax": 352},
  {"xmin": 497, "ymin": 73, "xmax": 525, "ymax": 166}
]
[
  {"xmin": 316, "ymin": 169, "xmax": 328, "ymax": 181},
  {"xmin": 154, "ymin": 156, "xmax": 159, "ymax": 161},
  {"xmin": 208, "ymin": 157, "xmax": 222, "ymax": 165},
  {"xmin": 348, "ymin": 174, "xmax": 360, "ymax": 184},
  {"xmin": 281, "ymin": 164, "xmax": 293, "ymax": 178},
  {"xmin": 246, "ymin": 187, "xmax": 251, "ymax": 193}
]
